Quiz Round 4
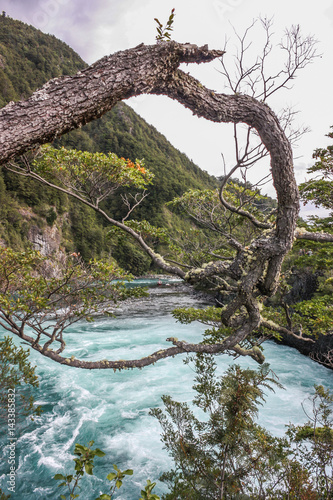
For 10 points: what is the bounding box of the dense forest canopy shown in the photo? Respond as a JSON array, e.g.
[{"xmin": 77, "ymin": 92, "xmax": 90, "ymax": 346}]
[{"xmin": 0, "ymin": 15, "xmax": 86, "ymax": 107}]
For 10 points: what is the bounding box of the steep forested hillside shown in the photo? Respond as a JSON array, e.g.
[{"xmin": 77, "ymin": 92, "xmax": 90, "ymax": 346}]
[
  {"xmin": 0, "ymin": 16, "xmax": 217, "ymax": 272},
  {"xmin": 0, "ymin": 15, "xmax": 86, "ymax": 106}
]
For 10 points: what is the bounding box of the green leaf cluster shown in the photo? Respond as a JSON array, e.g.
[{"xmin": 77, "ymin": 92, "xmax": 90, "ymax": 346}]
[
  {"xmin": 154, "ymin": 9, "xmax": 175, "ymax": 42},
  {"xmin": 0, "ymin": 336, "xmax": 41, "ymax": 421},
  {"xmin": 173, "ymin": 306, "xmax": 221, "ymax": 325},
  {"xmin": 139, "ymin": 480, "xmax": 160, "ymax": 500},
  {"xmin": 105, "ymin": 463, "xmax": 133, "ymax": 492},
  {"xmin": 121, "ymin": 220, "xmax": 170, "ymax": 244},
  {"xmin": 54, "ymin": 102, "xmax": 218, "ymax": 230},
  {"xmin": 54, "ymin": 440, "xmax": 106, "ymax": 499},
  {"xmin": 299, "ymin": 127, "xmax": 333, "ymax": 213},
  {"xmin": 262, "ymin": 219, "xmax": 333, "ymax": 340},
  {"xmin": 34, "ymin": 146, "xmax": 154, "ymax": 194},
  {"xmin": 151, "ymin": 357, "xmax": 289, "ymax": 499},
  {"xmin": 166, "ymin": 184, "xmax": 276, "ymax": 268},
  {"xmin": 153, "ymin": 358, "xmax": 333, "ymax": 498},
  {"xmin": 286, "ymin": 385, "xmax": 333, "ymax": 497},
  {"xmin": 54, "ymin": 441, "xmax": 159, "ymax": 500},
  {"xmin": 0, "ymin": 247, "xmax": 148, "ymax": 357}
]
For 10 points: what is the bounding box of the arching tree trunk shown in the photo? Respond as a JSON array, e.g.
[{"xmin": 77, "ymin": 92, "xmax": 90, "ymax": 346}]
[
  {"xmin": 0, "ymin": 41, "xmax": 299, "ymax": 281},
  {"xmin": 0, "ymin": 43, "xmax": 222, "ymax": 164},
  {"xmin": 1, "ymin": 41, "xmax": 328, "ymax": 369}
]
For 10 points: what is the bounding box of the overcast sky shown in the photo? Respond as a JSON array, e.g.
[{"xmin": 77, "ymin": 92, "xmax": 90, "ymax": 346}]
[{"xmin": 2, "ymin": 0, "xmax": 333, "ymax": 210}]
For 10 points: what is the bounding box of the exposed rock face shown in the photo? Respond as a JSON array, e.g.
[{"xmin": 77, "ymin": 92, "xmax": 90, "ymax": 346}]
[
  {"xmin": 276, "ymin": 331, "xmax": 333, "ymax": 369},
  {"xmin": 276, "ymin": 268, "xmax": 332, "ymax": 369},
  {"xmin": 27, "ymin": 222, "xmax": 66, "ymax": 277},
  {"xmin": 28, "ymin": 224, "xmax": 61, "ymax": 256},
  {"xmin": 285, "ymin": 269, "xmax": 320, "ymax": 304}
]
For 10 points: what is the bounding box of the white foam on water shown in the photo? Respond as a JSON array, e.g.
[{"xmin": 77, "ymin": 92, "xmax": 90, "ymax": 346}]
[
  {"xmin": 37, "ymin": 453, "xmax": 63, "ymax": 469},
  {"xmin": 33, "ymin": 487, "xmax": 55, "ymax": 495},
  {"xmin": 120, "ymin": 409, "xmax": 141, "ymax": 419},
  {"xmin": 63, "ymin": 407, "xmax": 106, "ymax": 453}
]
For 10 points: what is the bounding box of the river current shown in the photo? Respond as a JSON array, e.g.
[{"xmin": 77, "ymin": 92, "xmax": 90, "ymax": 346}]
[{"xmin": 1, "ymin": 278, "xmax": 332, "ymax": 499}]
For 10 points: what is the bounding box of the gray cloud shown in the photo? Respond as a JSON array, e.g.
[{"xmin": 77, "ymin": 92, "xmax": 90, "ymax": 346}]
[{"xmin": 1, "ymin": 0, "xmax": 133, "ymax": 61}]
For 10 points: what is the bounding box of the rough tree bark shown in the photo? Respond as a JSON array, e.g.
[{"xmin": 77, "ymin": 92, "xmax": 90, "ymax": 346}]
[
  {"xmin": 1, "ymin": 41, "xmax": 331, "ymax": 369},
  {"xmin": 0, "ymin": 43, "xmax": 222, "ymax": 163}
]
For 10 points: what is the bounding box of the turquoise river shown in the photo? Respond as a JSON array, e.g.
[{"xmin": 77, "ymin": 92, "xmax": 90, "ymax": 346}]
[{"xmin": 1, "ymin": 278, "xmax": 332, "ymax": 499}]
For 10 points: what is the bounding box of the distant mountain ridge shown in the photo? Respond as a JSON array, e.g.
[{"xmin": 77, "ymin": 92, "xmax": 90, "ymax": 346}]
[{"xmin": 0, "ymin": 15, "xmax": 218, "ymax": 273}]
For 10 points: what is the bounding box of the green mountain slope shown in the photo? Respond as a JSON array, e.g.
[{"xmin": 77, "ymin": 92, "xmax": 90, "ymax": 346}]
[
  {"xmin": 0, "ymin": 15, "xmax": 86, "ymax": 106},
  {"xmin": 0, "ymin": 16, "xmax": 217, "ymax": 273}
]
